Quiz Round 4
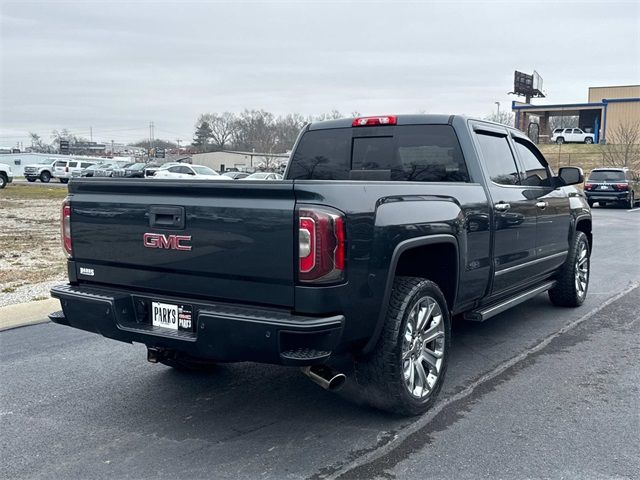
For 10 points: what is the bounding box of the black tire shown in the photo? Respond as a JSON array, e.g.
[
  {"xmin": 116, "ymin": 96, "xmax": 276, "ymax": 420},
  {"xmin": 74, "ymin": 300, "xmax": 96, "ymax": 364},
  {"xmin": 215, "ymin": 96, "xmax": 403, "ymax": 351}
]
[
  {"xmin": 584, "ymin": 137, "xmax": 593, "ymax": 144},
  {"xmin": 159, "ymin": 353, "xmax": 216, "ymax": 372},
  {"xmin": 587, "ymin": 200, "xmax": 594, "ymax": 208},
  {"xmin": 354, "ymin": 277, "xmax": 451, "ymax": 416},
  {"xmin": 0, "ymin": 174, "xmax": 6, "ymax": 189},
  {"xmin": 26, "ymin": 177, "xmax": 36, "ymax": 183},
  {"xmin": 627, "ymin": 191, "xmax": 635, "ymax": 209},
  {"xmin": 60, "ymin": 178, "xmax": 69, "ymax": 184},
  {"xmin": 556, "ymin": 137, "xmax": 565, "ymax": 144},
  {"xmin": 548, "ymin": 231, "xmax": 590, "ymax": 308},
  {"xmin": 598, "ymin": 201, "xmax": 607, "ymax": 207},
  {"xmin": 39, "ymin": 171, "xmax": 51, "ymax": 183}
]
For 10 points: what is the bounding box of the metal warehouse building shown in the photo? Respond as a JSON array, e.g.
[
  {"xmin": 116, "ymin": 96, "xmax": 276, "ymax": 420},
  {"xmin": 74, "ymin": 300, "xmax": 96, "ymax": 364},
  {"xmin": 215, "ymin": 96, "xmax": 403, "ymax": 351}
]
[{"xmin": 513, "ymin": 84, "xmax": 640, "ymax": 143}]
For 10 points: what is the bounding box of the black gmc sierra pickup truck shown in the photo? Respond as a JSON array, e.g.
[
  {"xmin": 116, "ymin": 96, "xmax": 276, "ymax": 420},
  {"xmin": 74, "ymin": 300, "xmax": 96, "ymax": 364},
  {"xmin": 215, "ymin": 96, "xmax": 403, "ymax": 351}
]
[{"xmin": 50, "ymin": 115, "xmax": 592, "ymax": 415}]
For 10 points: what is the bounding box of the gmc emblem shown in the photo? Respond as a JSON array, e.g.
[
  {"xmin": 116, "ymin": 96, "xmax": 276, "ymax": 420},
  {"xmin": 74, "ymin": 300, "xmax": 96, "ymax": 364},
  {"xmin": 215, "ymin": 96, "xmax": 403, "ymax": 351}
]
[{"xmin": 143, "ymin": 233, "xmax": 192, "ymax": 251}]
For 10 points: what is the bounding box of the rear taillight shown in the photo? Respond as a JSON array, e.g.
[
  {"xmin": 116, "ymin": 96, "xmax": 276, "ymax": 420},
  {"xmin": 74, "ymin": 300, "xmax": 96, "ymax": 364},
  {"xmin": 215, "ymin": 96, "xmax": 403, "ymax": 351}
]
[
  {"xmin": 298, "ymin": 206, "xmax": 346, "ymax": 283},
  {"xmin": 584, "ymin": 183, "xmax": 593, "ymax": 190},
  {"xmin": 614, "ymin": 183, "xmax": 628, "ymax": 191},
  {"xmin": 61, "ymin": 199, "xmax": 72, "ymax": 257},
  {"xmin": 352, "ymin": 115, "xmax": 397, "ymax": 127}
]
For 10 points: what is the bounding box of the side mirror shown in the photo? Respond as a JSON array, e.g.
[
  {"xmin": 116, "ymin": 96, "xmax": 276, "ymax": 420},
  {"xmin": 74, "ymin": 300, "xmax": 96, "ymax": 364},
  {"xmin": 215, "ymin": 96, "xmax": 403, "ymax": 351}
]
[{"xmin": 558, "ymin": 166, "xmax": 584, "ymax": 186}]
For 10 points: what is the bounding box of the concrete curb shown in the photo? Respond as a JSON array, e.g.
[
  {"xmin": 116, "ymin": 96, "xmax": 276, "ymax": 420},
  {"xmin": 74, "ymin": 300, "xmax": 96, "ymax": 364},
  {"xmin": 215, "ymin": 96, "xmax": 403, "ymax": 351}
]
[{"xmin": 0, "ymin": 298, "xmax": 59, "ymax": 331}]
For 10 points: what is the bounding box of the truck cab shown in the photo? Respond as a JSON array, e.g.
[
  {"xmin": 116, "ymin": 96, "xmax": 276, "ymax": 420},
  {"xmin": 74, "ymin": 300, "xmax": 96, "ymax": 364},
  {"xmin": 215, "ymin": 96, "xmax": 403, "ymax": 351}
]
[{"xmin": 49, "ymin": 115, "xmax": 592, "ymax": 415}]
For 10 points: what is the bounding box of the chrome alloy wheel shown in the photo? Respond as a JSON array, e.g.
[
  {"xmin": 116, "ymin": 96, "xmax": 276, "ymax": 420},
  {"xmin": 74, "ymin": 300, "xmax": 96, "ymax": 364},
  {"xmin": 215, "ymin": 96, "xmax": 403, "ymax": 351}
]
[
  {"xmin": 401, "ymin": 296, "xmax": 445, "ymax": 399},
  {"xmin": 575, "ymin": 241, "xmax": 589, "ymax": 298}
]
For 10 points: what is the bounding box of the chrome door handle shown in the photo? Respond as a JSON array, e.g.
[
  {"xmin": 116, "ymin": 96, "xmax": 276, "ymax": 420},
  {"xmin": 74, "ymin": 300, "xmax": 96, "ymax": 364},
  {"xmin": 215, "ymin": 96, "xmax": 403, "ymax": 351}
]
[
  {"xmin": 536, "ymin": 201, "xmax": 548, "ymax": 209},
  {"xmin": 494, "ymin": 203, "xmax": 511, "ymax": 212}
]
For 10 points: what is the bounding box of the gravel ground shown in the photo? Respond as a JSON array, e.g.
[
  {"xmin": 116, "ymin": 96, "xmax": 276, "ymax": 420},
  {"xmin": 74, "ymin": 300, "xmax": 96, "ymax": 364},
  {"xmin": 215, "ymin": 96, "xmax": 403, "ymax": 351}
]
[{"xmin": 0, "ymin": 193, "xmax": 66, "ymax": 306}]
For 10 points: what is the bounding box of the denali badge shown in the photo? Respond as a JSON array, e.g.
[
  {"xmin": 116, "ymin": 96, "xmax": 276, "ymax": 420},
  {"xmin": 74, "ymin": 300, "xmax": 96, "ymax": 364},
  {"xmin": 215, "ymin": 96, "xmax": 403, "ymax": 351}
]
[
  {"xmin": 143, "ymin": 233, "xmax": 192, "ymax": 251},
  {"xmin": 79, "ymin": 267, "xmax": 95, "ymax": 276}
]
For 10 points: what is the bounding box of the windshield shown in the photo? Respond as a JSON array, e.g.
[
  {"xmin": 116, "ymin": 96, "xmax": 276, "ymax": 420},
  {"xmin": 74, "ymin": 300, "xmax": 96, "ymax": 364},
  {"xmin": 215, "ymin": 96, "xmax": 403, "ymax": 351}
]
[
  {"xmin": 192, "ymin": 166, "xmax": 217, "ymax": 175},
  {"xmin": 128, "ymin": 163, "xmax": 146, "ymax": 170},
  {"xmin": 588, "ymin": 170, "xmax": 625, "ymax": 181}
]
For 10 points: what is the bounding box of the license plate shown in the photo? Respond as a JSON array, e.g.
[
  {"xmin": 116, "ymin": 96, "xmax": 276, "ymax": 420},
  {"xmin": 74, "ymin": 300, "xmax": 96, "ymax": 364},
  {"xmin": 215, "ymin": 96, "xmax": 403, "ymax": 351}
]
[
  {"xmin": 599, "ymin": 185, "xmax": 609, "ymax": 190},
  {"xmin": 151, "ymin": 302, "xmax": 194, "ymax": 331}
]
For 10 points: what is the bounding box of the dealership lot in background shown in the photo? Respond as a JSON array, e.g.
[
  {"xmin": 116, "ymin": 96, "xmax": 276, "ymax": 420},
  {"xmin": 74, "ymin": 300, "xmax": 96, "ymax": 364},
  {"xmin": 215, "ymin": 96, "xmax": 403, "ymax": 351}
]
[{"xmin": 1, "ymin": 207, "xmax": 638, "ymax": 479}]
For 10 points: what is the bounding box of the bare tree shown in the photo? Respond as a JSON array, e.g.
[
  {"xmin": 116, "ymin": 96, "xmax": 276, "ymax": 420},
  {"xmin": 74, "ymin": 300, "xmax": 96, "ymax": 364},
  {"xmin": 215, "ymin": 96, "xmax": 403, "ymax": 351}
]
[
  {"xmin": 274, "ymin": 113, "xmax": 306, "ymax": 151},
  {"xmin": 314, "ymin": 110, "xmax": 344, "ymax": 121},
  {"xmin": 232, "ymin": 109, "xmax": 278, "ymax": 153},
  {"xmin": 28, "ymin": 132, "xmax": 52, "ymax": 153},
  {"xmin": 602, "ymin": 122, "xmax": 640, "ymax": 169},
  {"xmin": 202, "ymin": 112, "xmax": 236, "ymax": 150},
  {"xmin": 484, "ymin": 110, "xmax": 515, "ymax": 126}
]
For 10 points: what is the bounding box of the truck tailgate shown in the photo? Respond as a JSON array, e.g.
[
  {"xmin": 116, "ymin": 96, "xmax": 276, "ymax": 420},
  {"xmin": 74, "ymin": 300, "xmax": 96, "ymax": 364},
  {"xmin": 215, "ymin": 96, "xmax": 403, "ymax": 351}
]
[{"xmin": 68, "ymin": 179, "xmax": 295, "ymax": 307}]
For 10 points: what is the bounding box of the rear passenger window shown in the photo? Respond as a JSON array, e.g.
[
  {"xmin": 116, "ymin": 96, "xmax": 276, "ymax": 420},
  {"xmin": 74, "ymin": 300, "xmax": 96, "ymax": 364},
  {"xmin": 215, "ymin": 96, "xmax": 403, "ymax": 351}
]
[
  {"xmin": 513, "ymin": 139, "xmax": 550, "ymax": 187},
  {"xmin": 475, "ymin": 132, "xmax": 520, "ymax": 186},
  {"xmin": 289, "ymin": 125, "xmax": 469, "ymax": 182}
]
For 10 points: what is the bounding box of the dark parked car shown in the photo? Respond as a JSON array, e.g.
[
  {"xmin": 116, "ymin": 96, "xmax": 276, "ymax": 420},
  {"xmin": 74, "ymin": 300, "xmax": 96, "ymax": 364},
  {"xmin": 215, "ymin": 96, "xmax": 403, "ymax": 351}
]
[
  {"xmin": 50, "ymin": 115, "xmax": 591, "ymax": 415},
  {"xmin": 122, "ymin": 163, "xmax": 147, "ymax": 178},
  {"xmin": 584, "ymin": 167, "xmax": 639, "ymax": 208},
  {"xmin": 74, "ymin": 162, "xmax": 114, "ymax": 178},
  {"xmin": 222, "ymin": 171, "xmax": 250, "ymax": 179}
]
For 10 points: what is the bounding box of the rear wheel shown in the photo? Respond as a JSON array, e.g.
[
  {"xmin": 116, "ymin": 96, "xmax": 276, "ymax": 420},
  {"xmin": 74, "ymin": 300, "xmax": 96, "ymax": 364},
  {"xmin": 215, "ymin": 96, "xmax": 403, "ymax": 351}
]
[
  {"xmin": 628, "ymin": 191, "xmax": 635, "ymax": 209},
  {"xmin": 549, "ymin": 231, "xmax": 590, "ymax": 307},
  {"xmin": 556, "ymin": 137, "xmax": 565, "ymax": 144},
  {"xmin": 39, "ymin": 171, "xmax": 51, "ymax": 183},
  {"xmin": 584, "ymin": 137, "xmax": 593, "ymax": 144},
  {"xmin": 598, "ymin": 201, "xmax": 607, "ymax": 207},
  {"xmin": 587, "ymin": 200, "xmax": 594, "ymax": 208},
  {"xmin": 354, "ymin": 277, "xmax": 451, "ymax": 416},
  {"xmin": 0, "ymin": 174, "xmax": 6, "ymax": 189},
  {"xmin": 59, "ymin": 178, "xmax": 69, "ymax": 184},
  {"xmin": 26, "ymin": 177, "xmax": 36, "ymax": 182}
]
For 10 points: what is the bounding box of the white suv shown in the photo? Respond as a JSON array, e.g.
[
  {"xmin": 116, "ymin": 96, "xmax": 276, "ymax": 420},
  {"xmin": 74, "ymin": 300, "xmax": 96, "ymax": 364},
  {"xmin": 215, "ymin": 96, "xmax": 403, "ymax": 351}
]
[
  {"xmin": 550, "ymin": 128, "xmax": 595, "ymax": 144},
  {"xmin": 53, "ymin": 159, "xmax": 99, "ymax": 183},
  {"xmin": 0, "ymin": 162, "xmax": 13, "ymax": 188}
]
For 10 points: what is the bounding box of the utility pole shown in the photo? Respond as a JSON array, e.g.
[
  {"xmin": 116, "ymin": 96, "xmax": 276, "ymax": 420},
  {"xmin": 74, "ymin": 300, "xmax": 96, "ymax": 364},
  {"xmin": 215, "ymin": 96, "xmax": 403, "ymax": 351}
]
[
  {"xmin": 149, "ymin": 121, "xmax": 155, "ymax": 149},
  {"xmin": 90, "ymin": 126, "xmax": 93, "ymax": 142},
  {"xmin": 111, "ymin": 139, "xmax": 115, "ymax": 157},
  {"xmin": 176, "ymin": 139, "xmax": 181, "ymax": 153},
  {"xmin": 495, "ymin": 101, "xmax": 501, "ymax": 118}
]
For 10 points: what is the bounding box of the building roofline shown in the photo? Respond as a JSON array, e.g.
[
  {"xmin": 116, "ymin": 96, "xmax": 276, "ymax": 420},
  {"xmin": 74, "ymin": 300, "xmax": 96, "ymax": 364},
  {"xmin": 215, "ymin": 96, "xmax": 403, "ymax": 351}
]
[
  {"xmin": 511, "ymin": 101, "xmax": 605, "ymax": 110},
  {"xmin": 588, "ymin": 84, "xmax": 640, "ymax": 90}
]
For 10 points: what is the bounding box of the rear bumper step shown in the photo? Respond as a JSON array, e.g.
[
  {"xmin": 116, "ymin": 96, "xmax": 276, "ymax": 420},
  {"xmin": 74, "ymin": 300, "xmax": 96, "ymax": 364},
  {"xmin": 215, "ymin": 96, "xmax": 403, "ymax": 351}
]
[
  {"xmin": 50, "ymin": 284, "xmax": 344, "ymax": 365},
  {"xmin": 464, "ymin": 281, "xmax": 556, "ymax": 322}
]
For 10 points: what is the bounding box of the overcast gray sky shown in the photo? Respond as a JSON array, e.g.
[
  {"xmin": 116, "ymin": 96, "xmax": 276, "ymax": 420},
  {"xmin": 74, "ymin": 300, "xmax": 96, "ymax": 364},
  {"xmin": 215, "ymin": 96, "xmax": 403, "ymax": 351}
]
[{"xmin": 1, "ymin": 0, "xmax": 638, "ymax": 147}]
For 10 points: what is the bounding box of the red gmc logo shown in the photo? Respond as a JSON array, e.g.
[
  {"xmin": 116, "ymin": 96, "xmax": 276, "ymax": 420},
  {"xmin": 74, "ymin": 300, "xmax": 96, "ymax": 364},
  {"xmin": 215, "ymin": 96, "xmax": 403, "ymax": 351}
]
[{"xmin": 143, "ymin": 233, "xmax": 192, "ymax": 251}]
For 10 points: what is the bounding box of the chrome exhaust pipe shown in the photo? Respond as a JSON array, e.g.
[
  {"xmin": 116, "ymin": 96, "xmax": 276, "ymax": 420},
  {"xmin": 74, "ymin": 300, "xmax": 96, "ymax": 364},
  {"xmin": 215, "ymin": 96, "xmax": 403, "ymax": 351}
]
[{"xmin": 301, "ymin": 365, "xmax": 346, "ymax": 391}]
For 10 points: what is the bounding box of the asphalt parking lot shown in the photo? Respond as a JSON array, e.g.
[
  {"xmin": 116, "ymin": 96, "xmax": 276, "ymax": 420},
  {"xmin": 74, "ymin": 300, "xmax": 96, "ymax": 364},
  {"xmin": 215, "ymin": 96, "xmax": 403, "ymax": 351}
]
[{"xmin": 1, "ymin": 207, "xmax": 639, "ymax": 480}]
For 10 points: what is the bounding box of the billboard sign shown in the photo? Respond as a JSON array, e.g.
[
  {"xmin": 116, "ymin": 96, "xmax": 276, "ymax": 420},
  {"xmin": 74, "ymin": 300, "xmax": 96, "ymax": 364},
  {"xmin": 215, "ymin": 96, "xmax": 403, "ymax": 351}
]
[
  {"xmin": 512, "ymin": 70, "xmax": 545, "ymax": 98},
  {"xmin": 59, "ymin": 140, "xmax": 70, "ymax": 155}
]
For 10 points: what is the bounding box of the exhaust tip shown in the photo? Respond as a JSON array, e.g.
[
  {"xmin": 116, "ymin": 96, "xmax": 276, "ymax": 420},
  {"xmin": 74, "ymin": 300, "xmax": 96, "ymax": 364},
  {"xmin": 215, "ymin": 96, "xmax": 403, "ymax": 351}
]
[
  {"xmin": 302, "ymin": 365, "xmax": 346, "ymax": 391},
  {"xmin": 327, "ymin": 372, "xmax": 346, "ymax": 391}
]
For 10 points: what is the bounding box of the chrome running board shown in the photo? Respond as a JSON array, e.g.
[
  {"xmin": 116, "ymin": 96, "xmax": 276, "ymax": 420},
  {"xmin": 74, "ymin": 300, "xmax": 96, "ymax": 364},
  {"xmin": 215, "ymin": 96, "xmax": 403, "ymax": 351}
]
[{"xmin": 464, "ymin": 281, "xmax": 556, "ymax": 322}]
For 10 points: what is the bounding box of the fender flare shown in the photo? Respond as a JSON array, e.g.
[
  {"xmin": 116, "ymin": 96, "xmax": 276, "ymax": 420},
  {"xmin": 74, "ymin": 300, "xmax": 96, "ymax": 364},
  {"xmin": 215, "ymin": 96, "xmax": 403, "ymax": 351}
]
[{"xmin": 361, "ymin": 234, "xmax": 459, "ymax": 354}]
